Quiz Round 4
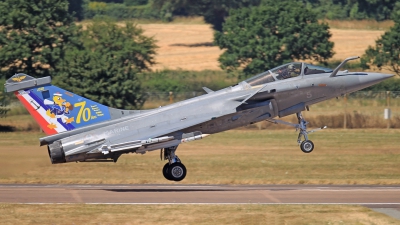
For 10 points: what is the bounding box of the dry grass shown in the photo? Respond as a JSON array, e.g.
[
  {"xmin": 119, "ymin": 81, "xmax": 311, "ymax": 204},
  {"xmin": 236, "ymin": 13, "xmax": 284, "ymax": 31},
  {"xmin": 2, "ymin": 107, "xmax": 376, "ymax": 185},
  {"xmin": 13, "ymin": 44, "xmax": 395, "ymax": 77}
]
[
  {"xmin": 329, "ymin": 29, "xmax": 385, "ymax": 62},
  {"xmin": 7, "ymin": 19, "xmax": 390, "ymax": 73},
  {"xmin": 140, "ymin": 24, "xmax": 220, "ymax": 71},
  {"xmin": 0, "ymin": 129, "xmax": 400, "ymax": 184},
  {"xmin": 136, "ymin": 24, "xmax": 386, "ymax": 71},
  {"xmin": 0, "ymin": 204, "xmax": 398, "ymax": 225},
  {"xmin": 0, "ymin": 114, "xmax": 40, "ymax": 132}
]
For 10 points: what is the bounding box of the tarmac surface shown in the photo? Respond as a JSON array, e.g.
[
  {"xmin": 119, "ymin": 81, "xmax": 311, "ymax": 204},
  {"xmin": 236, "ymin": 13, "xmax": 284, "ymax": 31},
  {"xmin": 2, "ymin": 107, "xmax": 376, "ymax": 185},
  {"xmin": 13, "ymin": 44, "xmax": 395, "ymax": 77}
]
[{"xmin": 1, "ymin": 184, "xmax": 400, "ymax": 220}]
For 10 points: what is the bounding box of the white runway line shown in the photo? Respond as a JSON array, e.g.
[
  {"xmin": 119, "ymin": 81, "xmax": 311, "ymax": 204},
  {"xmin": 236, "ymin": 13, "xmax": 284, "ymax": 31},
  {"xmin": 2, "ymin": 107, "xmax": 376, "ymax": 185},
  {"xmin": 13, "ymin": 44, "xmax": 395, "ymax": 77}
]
[
  {"xmin": 303, "ymin": 189, "xmax": 400, "ymax": 192},
  {"xmin": 0, "ymin": 185, "xmax": 225, "ymax": 189},
  {"xmin": 11, "ymin": 203, "xmax": 400, "ymax": 205}
]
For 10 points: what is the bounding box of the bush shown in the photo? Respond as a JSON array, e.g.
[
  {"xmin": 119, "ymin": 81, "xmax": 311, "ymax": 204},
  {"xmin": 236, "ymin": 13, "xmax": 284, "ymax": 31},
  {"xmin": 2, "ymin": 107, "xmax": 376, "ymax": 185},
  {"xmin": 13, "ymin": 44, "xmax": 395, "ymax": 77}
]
[
  {"xmin": 56, "ymin": 19, "xmax": 157, "ymax": 109},
  {"xmin": 215, "ymin": 1, "xmax": 334, "ymax": 77},
  {"xmin": 360, "ymin": 10, "xmax": 400, "ymax": 76},
  {"xmin": 306, "ymin": 0, "xmax": 397, "ymax": 21},
  {"xmin": 0, "ymin": 79, "xmax": 9, "ymax": 118}
]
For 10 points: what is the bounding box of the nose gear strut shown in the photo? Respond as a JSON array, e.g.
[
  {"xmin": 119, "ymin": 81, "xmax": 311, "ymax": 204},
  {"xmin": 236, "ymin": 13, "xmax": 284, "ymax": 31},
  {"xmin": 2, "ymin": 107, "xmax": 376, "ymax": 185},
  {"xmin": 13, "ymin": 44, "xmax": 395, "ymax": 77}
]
[{"xmin": 267, "ymin": 112, "xmax": 327, "ymax": 153}]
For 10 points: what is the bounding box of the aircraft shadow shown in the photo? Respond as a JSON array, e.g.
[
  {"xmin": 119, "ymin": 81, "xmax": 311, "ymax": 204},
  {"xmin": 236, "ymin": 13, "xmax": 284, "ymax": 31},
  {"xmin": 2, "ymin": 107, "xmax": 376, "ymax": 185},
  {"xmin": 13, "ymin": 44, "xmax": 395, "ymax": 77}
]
[
  {"xmin": 99, "ymin": 188, "xmax": 296, "ymax": 193},
  {"xmin": 169, "ymin": 42, "xmax": 214, "ymax": 47},
  {"xmin": 100, "ymin": 188, "xmax": 243, "ymax": 193}
]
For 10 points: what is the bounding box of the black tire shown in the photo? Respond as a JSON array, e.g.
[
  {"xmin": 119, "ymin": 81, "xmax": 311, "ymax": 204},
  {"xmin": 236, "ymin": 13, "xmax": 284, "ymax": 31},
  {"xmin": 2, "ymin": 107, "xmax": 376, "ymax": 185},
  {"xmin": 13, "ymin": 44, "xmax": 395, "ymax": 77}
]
[
  {"xmin": 300, "ymin": 140, "xmax": 314, "ymax": 153},
  {"xmin": 162, "ymin": 163, "xmax": 172, "ymax": 180},
  {"xmin": 168, "ymin": 162, "xmax": 187, "ymax": 182}
]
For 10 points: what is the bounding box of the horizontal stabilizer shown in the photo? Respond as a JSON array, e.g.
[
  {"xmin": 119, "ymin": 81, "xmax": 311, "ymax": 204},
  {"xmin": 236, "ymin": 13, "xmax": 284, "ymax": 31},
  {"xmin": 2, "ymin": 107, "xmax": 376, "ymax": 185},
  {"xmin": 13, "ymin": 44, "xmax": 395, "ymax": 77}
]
[{"xmin": 5, "ymin": 74, "xmax": 51, "ymax": 92}]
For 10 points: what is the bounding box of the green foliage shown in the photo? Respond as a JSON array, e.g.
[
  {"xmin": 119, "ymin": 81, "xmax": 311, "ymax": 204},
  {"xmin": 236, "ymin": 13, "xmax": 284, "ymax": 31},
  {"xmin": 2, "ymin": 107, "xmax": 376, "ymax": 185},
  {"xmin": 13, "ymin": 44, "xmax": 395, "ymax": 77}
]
[
  {"xmin": 68, "ymin": 0, "xmax": 86, "ymax": 20},
  {"xmin": 0, "ymin": 80, "xmax": 10, "ymax": 118},
  {"xmin": 304, "ymin": 0, "xmax": 397, "ymax": 21},
  {"xmin": 55, "ymin": 20, "xmax": 157, "ymax": 109},
  {"xmin": 86, "ymin": 0, "xmax": 398, "ymax": 25},
  {"xmin": 89, "ymin": 0, "xmax": 123, "ymax": 3},
  {"xmin": 124, "ymin": 0, "xmax": 149, "ymax": 6},
  {"xmin": 85, "ymin": 0, "xmax": 398, "ymax": 24},
  {"xmin": 0, "ymin": 0, "xmax": 82, "ymax": 79},
  {"xmin": 85, "ymin": 2, "xmax": 160, "ymax": 20},
  {"xmin": 214, "ymin": 1, "xmax": 334, "ymax": 77},
  {"xmin": 201, "ymin": 0, "xmax": 261, "ymax": 31},
  {"xmin": 360, "ymin": 11, "xmax": 400, "ymax": 76},
  {"xmin": 152, "ymin": 0, "xmax": 260, "ymax": 31}
]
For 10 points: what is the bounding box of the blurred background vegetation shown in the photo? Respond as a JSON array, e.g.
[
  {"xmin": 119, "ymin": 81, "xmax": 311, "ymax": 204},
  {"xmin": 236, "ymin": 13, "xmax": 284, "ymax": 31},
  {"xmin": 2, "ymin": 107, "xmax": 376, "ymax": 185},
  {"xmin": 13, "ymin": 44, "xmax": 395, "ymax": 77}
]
[
  {"xmin": 81, "ymin": 0, "xmax": 400, "ymax": 28},
  {"xmin": 0, "ymin": 0, "xmax": 399, "ymax": 130}
]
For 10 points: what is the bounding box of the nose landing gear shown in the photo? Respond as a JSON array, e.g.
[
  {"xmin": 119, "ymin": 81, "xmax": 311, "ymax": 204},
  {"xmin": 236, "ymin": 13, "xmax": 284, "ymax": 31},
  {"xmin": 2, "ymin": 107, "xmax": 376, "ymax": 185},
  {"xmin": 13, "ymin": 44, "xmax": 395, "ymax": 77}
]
[
  {"xmin": 296, "ymin": 112, "xmax": 317, "ymax": 153},
  {"xmin": 161, "ymin": 146, "xmax": 187, "ymax": 181},
  {"xmin": 300, "ymin": 140, "xmax": 314, "ymax": 153},
  {"xmin": 267, "ymin": 112, "xmax": 327, "ymax": 153}
]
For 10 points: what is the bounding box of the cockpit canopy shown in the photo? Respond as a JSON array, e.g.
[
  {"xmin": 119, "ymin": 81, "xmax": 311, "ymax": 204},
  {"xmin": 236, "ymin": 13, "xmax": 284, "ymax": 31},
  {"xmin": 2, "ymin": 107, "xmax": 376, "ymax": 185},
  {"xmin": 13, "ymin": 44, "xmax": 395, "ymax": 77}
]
[{"xmin": 245, "ymin": 62, "xmax": 333, "ymax": 86}]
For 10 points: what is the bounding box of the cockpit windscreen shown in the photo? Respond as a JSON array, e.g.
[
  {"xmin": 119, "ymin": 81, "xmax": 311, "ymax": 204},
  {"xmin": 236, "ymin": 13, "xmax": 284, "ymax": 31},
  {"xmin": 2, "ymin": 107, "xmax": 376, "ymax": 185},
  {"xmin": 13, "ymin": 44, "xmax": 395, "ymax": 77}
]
[
  {"xmin": 245, "ymin": 71, "xmax": 275, "ymax": 86},
  {"xmin": 245, "ymin": 62, "xmax": 303, "ymax": 86},
  {"xmin": 270, "ymin": 63, "xmax": 302, "ymax": 80}
]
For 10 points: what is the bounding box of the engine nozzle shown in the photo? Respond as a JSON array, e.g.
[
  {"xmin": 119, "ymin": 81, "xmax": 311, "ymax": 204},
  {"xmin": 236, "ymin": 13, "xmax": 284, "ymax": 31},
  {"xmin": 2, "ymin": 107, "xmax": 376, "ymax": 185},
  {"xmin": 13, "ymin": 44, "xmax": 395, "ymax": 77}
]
[{"xmin": 47, "ymin": 141, "xmax": 66, "ymax": 164}]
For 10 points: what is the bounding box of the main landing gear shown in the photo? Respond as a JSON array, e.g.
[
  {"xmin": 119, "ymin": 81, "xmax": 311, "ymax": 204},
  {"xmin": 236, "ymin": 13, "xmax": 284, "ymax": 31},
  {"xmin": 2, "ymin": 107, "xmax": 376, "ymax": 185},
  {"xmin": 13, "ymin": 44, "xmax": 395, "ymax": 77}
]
[
  {"xmin": 267, "ymin": 112, "xmax": 327, "ymax": 153},
  {"xmin": 161, "ymin": 146, "xmax": 187, "ymax": 181}
]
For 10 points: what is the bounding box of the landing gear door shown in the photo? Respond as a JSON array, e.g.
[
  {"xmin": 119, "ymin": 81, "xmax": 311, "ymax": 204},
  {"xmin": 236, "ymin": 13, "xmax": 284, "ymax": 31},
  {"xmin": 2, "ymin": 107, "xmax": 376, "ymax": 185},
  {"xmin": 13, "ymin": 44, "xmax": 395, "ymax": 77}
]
[{"xmin": 269, "ymin": 99, "xmax": 279, "ymax": 118}]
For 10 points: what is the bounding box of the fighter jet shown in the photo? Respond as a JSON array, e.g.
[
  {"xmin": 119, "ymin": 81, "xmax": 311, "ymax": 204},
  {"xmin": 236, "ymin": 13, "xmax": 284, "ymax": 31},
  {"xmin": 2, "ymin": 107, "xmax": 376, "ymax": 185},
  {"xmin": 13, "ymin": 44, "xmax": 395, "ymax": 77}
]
[{"xmin": 5, "ymin": 56, "xmax": 393, "ymax": 181}]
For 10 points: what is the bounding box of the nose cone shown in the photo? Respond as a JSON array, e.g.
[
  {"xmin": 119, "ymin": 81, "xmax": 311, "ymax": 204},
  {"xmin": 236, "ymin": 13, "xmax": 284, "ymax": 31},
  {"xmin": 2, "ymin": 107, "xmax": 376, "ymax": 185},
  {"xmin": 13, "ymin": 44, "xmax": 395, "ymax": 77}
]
[
  {"xmin": 359, "ymin": 72, "xmax": 394, "ymax": 87},
  {"xmin": 339, "ymin": 72, "xmax": 394, "ymax": 94},
  {"xmin": 374, "ymin": 73, "xmax": 394, "ymax": 81}
]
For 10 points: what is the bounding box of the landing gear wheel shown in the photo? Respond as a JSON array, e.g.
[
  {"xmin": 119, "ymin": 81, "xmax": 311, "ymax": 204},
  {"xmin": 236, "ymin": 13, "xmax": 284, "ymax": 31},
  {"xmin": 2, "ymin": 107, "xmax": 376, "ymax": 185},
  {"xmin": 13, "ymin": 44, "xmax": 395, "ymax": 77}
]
[
  {"xmin": 300, "ymin": 140, "xmax": 314, "ymax": 153},
  {"xmin": 162, "ymin": 163, "xmax": 172, "ymax": 180},
  {"xmin": 168, "ymin": 162, "xmax": 187, "ymax": 181}
]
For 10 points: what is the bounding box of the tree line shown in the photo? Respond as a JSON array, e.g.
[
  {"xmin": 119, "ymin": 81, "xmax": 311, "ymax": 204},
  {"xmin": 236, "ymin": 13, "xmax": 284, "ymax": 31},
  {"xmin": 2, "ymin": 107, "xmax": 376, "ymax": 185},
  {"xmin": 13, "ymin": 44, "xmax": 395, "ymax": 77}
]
[
  {"xmin": 75, "ymin": 0, "xmax": 400, "ymax": 31},
  {"xmin": 0, "ymin": 0, "xmax": 399, "ymax": 116}
]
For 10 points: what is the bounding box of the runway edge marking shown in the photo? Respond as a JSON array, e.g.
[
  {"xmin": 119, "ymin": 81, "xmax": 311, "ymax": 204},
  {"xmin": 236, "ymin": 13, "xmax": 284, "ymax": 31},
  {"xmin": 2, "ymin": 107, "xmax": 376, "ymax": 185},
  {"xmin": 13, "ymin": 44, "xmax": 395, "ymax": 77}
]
[{"xmin": 9, "ymin": 203, "xmax": 400, "ymax": 205}]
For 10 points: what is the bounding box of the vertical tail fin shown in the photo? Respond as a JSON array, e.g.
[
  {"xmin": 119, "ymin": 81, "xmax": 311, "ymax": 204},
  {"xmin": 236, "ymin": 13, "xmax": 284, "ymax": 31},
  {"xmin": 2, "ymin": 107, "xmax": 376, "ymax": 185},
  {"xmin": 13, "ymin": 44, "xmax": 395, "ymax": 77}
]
[{"xmin": 5, "ymin": 74, "xmax": 112, "ymax": 135}]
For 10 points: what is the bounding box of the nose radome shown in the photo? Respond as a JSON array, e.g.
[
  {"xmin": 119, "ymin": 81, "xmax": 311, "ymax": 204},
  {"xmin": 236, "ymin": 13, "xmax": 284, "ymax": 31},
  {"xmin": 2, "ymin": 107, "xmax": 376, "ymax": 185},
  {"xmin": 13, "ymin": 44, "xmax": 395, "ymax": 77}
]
[
  {"xmin": 370, "ymin": 73, "xmax": 393, "ymax": 80},
  {"xmin": 360, "ymin": 73, "xmax": 394, "ymax": 85},
  {"xmin": 371, "ymin": 73, "xmax": 394, "ymax": 80},
  {"xmin": 344, "ymin": 72, "xmax": 394, "ymax": 93},
  {"xmin": 382, "ymin": 73, "xmax": 395, "ymax": 79}
]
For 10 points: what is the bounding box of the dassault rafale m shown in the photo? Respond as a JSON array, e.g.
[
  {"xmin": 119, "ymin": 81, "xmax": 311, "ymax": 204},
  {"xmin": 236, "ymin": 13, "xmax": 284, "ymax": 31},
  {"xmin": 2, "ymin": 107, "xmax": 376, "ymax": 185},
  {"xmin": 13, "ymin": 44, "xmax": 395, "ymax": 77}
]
[{"xmin": 5, "ymin": 56, "xmax": 393, "ymax": 181}]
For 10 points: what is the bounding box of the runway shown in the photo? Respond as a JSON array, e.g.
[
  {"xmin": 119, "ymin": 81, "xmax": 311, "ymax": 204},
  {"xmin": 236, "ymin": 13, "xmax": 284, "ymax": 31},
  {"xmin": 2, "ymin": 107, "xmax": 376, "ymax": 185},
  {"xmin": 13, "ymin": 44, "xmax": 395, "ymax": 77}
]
[
  {"xmin": 2, "ymin": 184, "xmax": 400, "ymax": 220},
  {"xmin": 1, "ymin": 184, "xmax": 400, "ymax": 206}
]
